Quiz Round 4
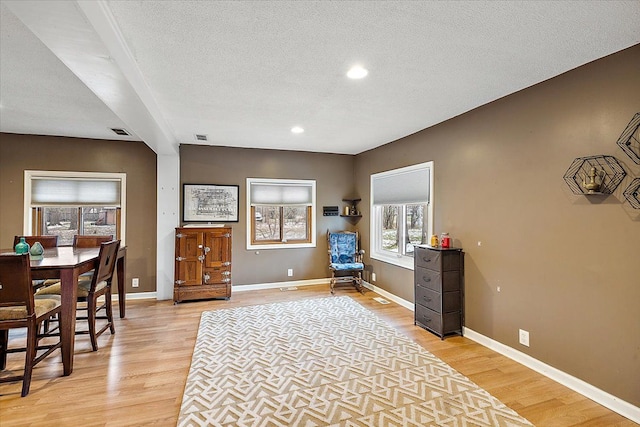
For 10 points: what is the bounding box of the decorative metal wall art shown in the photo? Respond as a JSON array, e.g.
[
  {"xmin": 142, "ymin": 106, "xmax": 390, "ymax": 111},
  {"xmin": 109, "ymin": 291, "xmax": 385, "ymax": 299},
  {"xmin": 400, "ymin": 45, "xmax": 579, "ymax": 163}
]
[
  {"xmin": 616, "ymin": 112, "xmax": 640, "ymax": 165},
  {"xmin": 563, "ymin": 155, "xmax": 626, "ymax": 195},
  {"xmin": 623, "ymin": 178, "xmax": 640, "ymax": 209}
]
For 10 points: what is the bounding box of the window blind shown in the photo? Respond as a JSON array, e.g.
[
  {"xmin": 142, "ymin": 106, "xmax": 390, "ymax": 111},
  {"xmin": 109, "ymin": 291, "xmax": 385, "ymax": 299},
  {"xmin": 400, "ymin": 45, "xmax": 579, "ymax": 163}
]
[
  {"xmin": 31, "ymin": 178, "xmax": 122, "ymax": 206},
  {"xmin": 372, "ymin": 165, "xmax": 430, "ymax": 205},
  {"xmin": 250, "ymin": 182, "xmax": 313, "ymax": 206}
]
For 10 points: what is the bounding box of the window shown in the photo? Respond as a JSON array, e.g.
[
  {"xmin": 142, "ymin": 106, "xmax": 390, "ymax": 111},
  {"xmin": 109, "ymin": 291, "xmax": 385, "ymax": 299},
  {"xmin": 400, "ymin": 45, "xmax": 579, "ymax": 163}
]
[
  {"xmin": 370, "ymin": 162, "xmax": 433, "ymax": 269},
  {"xmin": 24, "ymin": 171, "xmax": 126, "ymax": 246},
  {"xmin": 247, "ymin": 178, "xmax": 316, "ymax": 249}
]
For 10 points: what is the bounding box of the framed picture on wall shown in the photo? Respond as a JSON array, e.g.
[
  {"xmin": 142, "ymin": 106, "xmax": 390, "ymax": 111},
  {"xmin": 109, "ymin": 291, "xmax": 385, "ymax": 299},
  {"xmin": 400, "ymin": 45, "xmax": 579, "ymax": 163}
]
[{"xmin": 182, "ymin": 183, "xmax": 239, "ymax": 222}]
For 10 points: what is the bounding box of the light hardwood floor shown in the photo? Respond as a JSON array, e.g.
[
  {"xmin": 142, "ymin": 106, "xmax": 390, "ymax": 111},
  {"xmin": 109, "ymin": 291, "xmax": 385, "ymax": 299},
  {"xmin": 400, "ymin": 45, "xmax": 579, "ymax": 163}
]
[{"xmin": 1, "ymin": 285, "xmax": 636, "ymax": 426}]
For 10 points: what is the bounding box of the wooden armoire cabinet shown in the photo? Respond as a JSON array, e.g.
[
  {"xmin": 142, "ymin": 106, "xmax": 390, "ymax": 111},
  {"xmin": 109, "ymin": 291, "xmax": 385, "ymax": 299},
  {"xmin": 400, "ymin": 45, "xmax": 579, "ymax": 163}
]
[{"xmin": 174, "ymin": 227, "xmax": 232, "ymax": 303}]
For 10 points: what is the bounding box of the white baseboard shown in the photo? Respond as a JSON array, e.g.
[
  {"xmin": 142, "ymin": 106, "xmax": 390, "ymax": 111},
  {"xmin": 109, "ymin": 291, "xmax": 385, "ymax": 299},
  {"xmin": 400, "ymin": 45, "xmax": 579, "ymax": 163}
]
[
  {"xmin": 363, "ymin": 282, "xmax": 414, "ymax": 311},
  {"xmin": 463, "ymin": 328, "xmax": 640, "ymax": 423},
  {"xmin": 111, "ymin": 291, "xmax": 157, "ymax": 301},
  {"xmin": 231, "ymin": 278, "xmax": 330, "ymax": 293}
]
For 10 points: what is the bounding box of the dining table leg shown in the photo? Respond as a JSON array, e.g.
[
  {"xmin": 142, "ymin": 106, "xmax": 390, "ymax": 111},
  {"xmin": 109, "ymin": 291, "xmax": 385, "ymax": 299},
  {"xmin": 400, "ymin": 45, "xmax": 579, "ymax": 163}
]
[
  {"xmin": 58, "ymin": 268, "xmax": 79, "ymax": 376},
  {"xmin": 117, "ymin": 248, "xmax": 126, "ymax": 318}
]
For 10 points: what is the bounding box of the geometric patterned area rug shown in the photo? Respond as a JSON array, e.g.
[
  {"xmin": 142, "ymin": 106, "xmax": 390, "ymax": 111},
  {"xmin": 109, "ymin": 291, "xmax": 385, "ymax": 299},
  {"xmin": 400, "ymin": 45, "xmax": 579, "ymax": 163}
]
[{"xmin": 178, "ymin": 296, "xmax": 534, "ymax": 426}]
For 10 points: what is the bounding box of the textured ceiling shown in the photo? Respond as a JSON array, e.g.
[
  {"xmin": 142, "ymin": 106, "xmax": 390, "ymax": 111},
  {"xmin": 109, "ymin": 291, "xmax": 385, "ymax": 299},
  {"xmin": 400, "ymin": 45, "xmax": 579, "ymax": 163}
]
[{"xmin": 1, "ymin": 1, "xmax": 639, "ymax": 155}]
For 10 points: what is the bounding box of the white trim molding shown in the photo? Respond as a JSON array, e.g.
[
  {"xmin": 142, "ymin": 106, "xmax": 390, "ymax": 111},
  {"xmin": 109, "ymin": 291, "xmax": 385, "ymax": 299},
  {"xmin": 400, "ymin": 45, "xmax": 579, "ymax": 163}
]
[{"xmin": 463, "ymin": 328, "xmax": 640, "ymax": 423}]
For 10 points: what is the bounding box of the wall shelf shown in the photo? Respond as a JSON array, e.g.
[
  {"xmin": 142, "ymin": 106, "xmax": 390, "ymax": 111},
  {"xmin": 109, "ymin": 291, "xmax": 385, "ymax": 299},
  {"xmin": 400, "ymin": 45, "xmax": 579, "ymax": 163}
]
[
  {"xmin": 623, "ymin": 178, "xmax": 640, "ymax": 209},
  {"xmin": 616, "ymin": 112, "xmax": 640, "ymax": 165},
  {"xmin": 563, "ymin": 155, "xmax": 626, "ymax": 195},
  {"xmin": 341, "ymin": 198, "xmax": 361, "ymax": 218}
]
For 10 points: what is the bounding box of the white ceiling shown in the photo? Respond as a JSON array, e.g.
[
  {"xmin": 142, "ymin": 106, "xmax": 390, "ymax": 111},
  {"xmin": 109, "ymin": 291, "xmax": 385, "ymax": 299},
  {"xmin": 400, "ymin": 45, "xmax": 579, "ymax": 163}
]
[{"xmin": 1, "ymin": 1, "xmax": 639, "ymax": 156}]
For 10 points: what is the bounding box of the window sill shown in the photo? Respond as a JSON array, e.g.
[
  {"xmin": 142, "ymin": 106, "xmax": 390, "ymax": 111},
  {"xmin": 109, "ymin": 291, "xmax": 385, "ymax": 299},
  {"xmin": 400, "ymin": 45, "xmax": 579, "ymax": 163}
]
[{"xmin": 370, "ymin": 251, "xmax": 414, "ymax": 270}]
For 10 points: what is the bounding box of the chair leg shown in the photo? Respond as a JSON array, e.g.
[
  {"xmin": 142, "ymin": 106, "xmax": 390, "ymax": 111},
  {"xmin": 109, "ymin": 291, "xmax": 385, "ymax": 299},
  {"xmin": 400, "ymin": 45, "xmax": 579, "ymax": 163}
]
[
  {"xmin": 105, "ymin": 289, "xmax": 115, "ymax": 335},
  {"xmin": 330, "ymin": 272, "xmax": 336, "ymax": 295},
  {"xmin": 88, "ymin": 296, "xmax": 99, "ymax": 352},
  {"xmin": 0, "ymin": 329, "xmax": 8, "ymax": 370},
  {"xmin": 22, "ymin": 320, "xmax": 38, "ymax": 397}
]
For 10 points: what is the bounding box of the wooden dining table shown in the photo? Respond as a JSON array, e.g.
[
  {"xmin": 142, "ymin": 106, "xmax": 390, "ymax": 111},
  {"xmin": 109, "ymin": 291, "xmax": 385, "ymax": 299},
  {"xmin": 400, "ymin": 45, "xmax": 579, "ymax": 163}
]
[{"xmin": 11, "ymin": 246, "xmax": 127, "ymax": 375}]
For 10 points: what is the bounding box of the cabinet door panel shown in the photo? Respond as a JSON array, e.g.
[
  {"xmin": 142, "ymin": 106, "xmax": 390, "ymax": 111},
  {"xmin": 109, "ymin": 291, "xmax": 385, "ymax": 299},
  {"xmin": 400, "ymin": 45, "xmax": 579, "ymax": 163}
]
[
  {"xmin": 176, "ymin": 231, "xmax": 204, "ymax": 286},
  {"xmin": 203, "ymin": 230, "xmax": 231, "ymax": 268}
]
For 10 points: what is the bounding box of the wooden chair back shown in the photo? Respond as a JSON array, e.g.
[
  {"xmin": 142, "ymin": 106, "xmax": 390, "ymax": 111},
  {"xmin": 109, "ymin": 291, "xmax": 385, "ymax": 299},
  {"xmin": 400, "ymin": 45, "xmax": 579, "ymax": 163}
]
[
  {"xmin": 13, "ymin": 235, "xmax": 58, "ymax": 249},
  {"xmin": 73, "ymin": 235, "xmax": 114, "ymax": 248},
  {"xmin": 0, "ymin": 254, "xmax": 34, "ymax": 316},
  {"xmin": 90, "ymin": 240, "xmax": 121, "ymax": 292}
]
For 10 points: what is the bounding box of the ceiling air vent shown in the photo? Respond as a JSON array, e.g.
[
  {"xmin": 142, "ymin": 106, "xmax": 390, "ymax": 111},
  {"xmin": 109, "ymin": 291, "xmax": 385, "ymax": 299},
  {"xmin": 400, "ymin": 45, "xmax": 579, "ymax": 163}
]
[
  {"xmin": 194, "ymin": 134, "xmax": 208, "ymax": 141},
  {"xmin": 110, "ymin": 128, "xmax": 131, "ymax": 136}
]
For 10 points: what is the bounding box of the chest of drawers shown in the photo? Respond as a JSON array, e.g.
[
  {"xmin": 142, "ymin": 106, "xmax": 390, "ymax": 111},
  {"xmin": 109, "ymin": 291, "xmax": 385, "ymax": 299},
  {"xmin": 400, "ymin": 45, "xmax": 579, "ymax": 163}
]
[{"xmin": 414, "ymin": 245, "xmax": 464, "ymax": 339}]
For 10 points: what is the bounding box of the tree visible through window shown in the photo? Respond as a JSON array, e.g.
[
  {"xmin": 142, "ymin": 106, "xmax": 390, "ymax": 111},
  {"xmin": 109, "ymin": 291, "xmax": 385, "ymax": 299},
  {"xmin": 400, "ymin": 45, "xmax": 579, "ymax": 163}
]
[
  {"xmin": 247, "ymin": 178, "xmax": 316, "ymax": 249},
  {"xmin": 24, "ymin": 171, "xmax": 126, "ymax": 246},
  {"xmin": 371, "ymin": 162, "xmax": 433, "ymax": 269}
]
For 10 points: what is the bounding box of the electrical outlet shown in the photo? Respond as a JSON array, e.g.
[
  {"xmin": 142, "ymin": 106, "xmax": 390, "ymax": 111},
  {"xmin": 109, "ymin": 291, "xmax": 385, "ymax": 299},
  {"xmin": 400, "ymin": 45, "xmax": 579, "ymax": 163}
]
[
  {"xmin": 519, "ymin": 329, "xmax": 530, "ymax": 347},
  {"xmin": 287, "ymin": 268, "xmax": 293, "ymax": 277},
  {"xmin": 372, "ymin": 273, "xmax": 377, "ymax": 282},
  {"xmin": 132, "ymin": 278, "xmax": 139, "ymax": 288}
]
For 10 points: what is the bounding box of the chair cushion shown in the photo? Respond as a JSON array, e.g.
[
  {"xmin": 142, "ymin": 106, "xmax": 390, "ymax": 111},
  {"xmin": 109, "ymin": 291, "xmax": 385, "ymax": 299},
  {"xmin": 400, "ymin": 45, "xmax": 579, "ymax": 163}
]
[
  {"xmin": 78, "ymin": 280, "xmax": 108, "ymax": 297},
  {"xmin": 330, "ymin": 262, "xmax": 364, "ymax": 271},
  {"xmin": 0, "ymin": 296, "xmax": 61, "ymax": 321},
  {"xmin": 36, "ymin": 280, "xmax": 108, "ymax": 298},
  {"xmin": 329, "ymin": 233, "xmax": 357, "ymax": 263}
]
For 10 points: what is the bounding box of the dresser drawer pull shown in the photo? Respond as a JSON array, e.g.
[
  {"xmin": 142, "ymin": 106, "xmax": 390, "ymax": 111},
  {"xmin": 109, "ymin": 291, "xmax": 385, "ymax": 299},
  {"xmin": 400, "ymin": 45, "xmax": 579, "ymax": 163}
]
[
  {"xmin": 422, "ymin": 276, "xmax": 431, "ymax": 282},
  {"xmin": 422, "ymin": 257, "xmax": 431, "ymax": 263},
  {"xmin": 423, "ymin": 296, "xmax": 432, "ymax": 302},
  {"xmin": 424, "ymin": 317, "xmax": 432, "ymax": 323}
]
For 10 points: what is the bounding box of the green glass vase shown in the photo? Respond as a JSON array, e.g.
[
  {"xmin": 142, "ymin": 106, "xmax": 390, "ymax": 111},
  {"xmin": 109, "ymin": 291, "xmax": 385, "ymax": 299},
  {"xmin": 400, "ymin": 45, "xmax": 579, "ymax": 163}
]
[{"xmin": 15, "ymin": 237, "xmax": 30, "ymax": 254}]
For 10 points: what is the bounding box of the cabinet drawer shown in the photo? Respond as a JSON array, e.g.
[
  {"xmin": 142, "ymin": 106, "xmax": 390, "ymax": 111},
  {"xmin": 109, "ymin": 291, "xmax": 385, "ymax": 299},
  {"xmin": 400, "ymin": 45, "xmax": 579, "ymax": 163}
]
[
  {"xmin": 203, "ymin": 267, "xmax": 231, "ymax": 284},
  {"xmin": 416, "ymin": 285, "xmax": 441, "ymax": 312},
  {"xmin": 415, "ymin": 267, "xmax": 441, "ymax": 291},
  {"xmin": 416, "ymin": 288, "xmax": 461, "ymax": 314},
  {"xmin": 415, "ymin": 248, "xmax": 441, "ymax": 270},
  {"xmin": 442, "ymin": 291, "xmax": 461, "ymax": 312},
  {"xmin": 415, "ymin": 306, "xmax": 442, "ymax": 333}
]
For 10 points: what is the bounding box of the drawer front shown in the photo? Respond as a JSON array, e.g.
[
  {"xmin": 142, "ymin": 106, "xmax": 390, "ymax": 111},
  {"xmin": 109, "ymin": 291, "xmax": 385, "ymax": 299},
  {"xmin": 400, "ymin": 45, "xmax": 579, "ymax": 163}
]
[
  {"xmin": 415, "ymin": 267, "xmax": 442, "ymax": 292},
  {"xmin": 416, "ymin": 285, "xmax": 441, "ymax": 312},
  {"xmin": 415, "ymin": 306, "xmax": 442, "ymax": 334},
  {"xmin": 415, "ymin": 247, "xmax": 442, "ymax": 270},
  {"xmin": 442, "ymin": 291, "xmax": 461, "ymax": 312},
  {"xmin": 441, "ymin": 271, "xmax": 461, "ymax": 292},
  {"xmin": 442, "ymin": 311, "xmax": 462, "ymax": 335},
  {"xmin": 441, "ymin": 251, "xmax": 462, "ymax": 271},
  {"xmin": 203, "ymin": 266, "xmax": 231, "ymax": 285}
]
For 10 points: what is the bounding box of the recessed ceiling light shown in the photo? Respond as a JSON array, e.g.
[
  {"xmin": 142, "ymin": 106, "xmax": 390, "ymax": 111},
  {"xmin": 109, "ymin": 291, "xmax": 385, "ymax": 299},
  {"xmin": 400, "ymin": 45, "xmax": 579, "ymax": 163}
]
[
  {"xmin": 291, "ymin": 126, "xmax": 304, "ymax": 134},
  {"xmin": 347, "ymin": 65, "xmax": 368, "ymax": 79}
]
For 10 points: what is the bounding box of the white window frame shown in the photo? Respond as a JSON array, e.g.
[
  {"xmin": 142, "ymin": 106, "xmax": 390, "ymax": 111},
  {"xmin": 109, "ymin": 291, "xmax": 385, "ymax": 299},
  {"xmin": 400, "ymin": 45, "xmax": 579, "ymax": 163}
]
[
  {"xmin": 370, "ymin": 162, "xmax": 434, "ymax": 270},
  {"xmin": 24, "ymin": 170, "xmax": 127, "ymax": 245},
  {"xmin": 246, "ymin": 177, "xmax": 316, "ymax": 250}
]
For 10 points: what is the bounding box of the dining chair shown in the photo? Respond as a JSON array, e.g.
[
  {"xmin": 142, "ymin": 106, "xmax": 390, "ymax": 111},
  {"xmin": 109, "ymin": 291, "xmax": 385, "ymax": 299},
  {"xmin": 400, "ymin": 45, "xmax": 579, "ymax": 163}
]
[
  {"xmin": 73, "ymin": 235, "xmax": 115, "ymax": 284},
  {"xmin": 13, "ymin": 235, "xmax": 60, "ymax": 290},
  {"xmin": 0, "ymin": 253, "xmax": 63, "ymax": 397},
  {"xmin": 36, "ymin": 240, "xmax": 120, "ymax": 351},
  {"xmin": 72, "ymin": 235, "xmax": 114, "ymax": 248},
  {"xmin": 13, "ymin": 235, "xmax": 58, "ymax": 249}
]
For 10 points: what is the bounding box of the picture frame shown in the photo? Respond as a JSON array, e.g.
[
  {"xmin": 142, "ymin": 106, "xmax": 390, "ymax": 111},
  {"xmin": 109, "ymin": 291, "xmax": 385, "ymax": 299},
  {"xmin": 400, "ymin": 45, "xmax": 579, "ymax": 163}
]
[{"xmin": 182, "ymin": 183, "xmax": 239, "ymax": 222}]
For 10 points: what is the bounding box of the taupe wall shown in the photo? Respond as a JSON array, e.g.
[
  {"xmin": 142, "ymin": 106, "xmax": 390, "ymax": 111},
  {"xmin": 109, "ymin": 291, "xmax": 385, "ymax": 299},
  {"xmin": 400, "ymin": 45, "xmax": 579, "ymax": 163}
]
[
  {"xmin": 180, "ymin": 145, "xmax": 356, "ymax": 285},
  {"xmin": 354, "ymin": 45, "xmax": 640, "ymax": 406},
  {"xmin": 0, "ymin": 134, "xmax": 157, "ymax": 293}
]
